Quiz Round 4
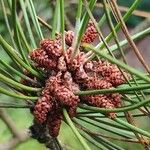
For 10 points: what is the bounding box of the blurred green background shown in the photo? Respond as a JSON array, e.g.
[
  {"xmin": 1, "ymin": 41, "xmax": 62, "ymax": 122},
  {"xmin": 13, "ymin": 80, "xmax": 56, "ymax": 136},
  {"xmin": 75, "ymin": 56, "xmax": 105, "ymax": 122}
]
[{"xmin": 0, "ymin": 0, "xmax": 150, "ymax": 150}]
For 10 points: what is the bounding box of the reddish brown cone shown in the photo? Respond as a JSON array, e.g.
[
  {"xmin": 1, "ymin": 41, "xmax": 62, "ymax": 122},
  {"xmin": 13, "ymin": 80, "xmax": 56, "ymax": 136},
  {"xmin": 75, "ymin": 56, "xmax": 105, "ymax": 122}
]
[
  {"xmin": 33, "ymin": 95, "xmax": 53, "ymax": 124},
  {"xmin": 82, "ymin": 20, "xmax": 98, "ymax": 43}
]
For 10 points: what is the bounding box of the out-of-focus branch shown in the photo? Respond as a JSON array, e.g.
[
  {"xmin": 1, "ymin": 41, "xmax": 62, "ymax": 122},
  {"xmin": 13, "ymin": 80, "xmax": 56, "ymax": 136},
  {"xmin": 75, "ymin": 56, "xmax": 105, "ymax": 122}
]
[
  {"xmin": 95, "ymin": 3, "xmax": 150, "ymax": 19},
  {"xmin": 70, "ymin": 1, "xmax": 150, "ymax": 18},
  {"xmin": 0, "ymin": 109, "xmax": 23, "ymax": 139},
  {"xmin": 65, "ymin": 13, "xmax": 74, "ymax": 31},
  {"xmin": 0, "ymin": 101, "xmax": 34, "ymax": 109},
  {"xmin": 0, "ymin": 109, "xmax": 30, "ymax": 150},
  {"xmin": 0, "ymin": 129, "xmax": 30, "ymax": 150}
]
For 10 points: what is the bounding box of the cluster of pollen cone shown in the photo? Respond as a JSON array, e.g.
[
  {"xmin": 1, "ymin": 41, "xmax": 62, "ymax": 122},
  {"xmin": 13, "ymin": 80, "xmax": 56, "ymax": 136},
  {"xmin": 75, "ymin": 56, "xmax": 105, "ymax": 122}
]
[{"xmin": 21, "ymin": 20, "xmax": 129, "ymax": 137}]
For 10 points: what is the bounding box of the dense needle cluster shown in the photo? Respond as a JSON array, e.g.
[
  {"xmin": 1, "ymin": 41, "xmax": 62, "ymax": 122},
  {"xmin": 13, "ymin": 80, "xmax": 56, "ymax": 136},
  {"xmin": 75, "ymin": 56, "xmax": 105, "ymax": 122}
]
[{"xmin": 22, "ymin": 20, "xmax": 129, "ymax": 138}]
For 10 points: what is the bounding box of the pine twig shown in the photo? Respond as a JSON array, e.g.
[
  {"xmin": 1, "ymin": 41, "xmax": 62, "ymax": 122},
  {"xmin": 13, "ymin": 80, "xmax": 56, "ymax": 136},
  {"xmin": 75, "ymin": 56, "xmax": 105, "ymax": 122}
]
[
  {"xmin": 0, "ymin": 108, "xmax": 23, "ymax": 138},
  {"xmin": 0, "ymin": 109, "xmax": 30, "ymax": 150},
  {"xmin": 0, "ymin": 129, "xmax": 30, "ymax": 150}
]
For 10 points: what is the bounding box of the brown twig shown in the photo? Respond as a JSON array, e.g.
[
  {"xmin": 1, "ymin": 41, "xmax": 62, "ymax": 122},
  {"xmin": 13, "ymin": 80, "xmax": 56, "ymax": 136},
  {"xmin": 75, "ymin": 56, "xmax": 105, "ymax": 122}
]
[
  {"xmin": 0, "ymin": 129, "xmax": 30, "ymax": 150},
  {"xmin": 0, "ymin": 109, "xmax": 23, "ymax": 139},
  {"xmin": 37, "ymin": 16, "xmax": 52, "ymax": 31},
  {"xmin": 0, "ymin": 109, "xmax": 31, "ymax": 150},
  {"xmin": 116, "ymin": 18, "xmax": 150, "ymax": 58},
  {"xmin": 108, "ymin": 0, "xmax": 150, "ymax": 115},
  {"xmin": 122, "ymin": 102, "xmax": 150, "ymax": 150},
  {"xmin": 109, "ymin": 0, "xmax": 150, "ymax": 73}
]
